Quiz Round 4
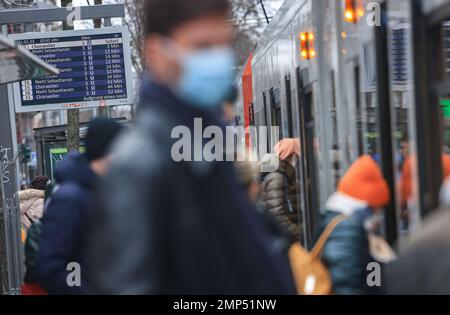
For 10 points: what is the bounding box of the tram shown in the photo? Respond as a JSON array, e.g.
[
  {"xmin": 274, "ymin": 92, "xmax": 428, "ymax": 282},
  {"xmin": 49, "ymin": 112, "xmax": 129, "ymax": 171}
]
[{"xmin": 235, "ymin": 0, "xmax": 450, "ymax": 249}]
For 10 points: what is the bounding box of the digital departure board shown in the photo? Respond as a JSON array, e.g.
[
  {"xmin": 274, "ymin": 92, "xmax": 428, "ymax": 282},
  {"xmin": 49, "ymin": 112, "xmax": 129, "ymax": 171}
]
[{"xmin": 9, "ymin": 27, "xmax": 133, "ymax": 113}]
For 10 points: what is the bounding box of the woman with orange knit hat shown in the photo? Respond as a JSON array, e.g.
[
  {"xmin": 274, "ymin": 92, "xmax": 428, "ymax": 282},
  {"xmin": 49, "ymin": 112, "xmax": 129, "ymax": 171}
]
[
  {"xmin": 316, "ymin": 155, "xmax": 392, "ymax": 295},
  {"xmin": 398, "ymin": 154, "xmax": 450, "ymax": 230}
]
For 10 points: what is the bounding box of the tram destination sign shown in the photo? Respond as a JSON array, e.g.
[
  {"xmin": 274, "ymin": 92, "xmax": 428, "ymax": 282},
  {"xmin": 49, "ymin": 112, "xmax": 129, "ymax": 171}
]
[{"xmin": 9, "ymin": 27, "xmax": 133, "ymax": 113}]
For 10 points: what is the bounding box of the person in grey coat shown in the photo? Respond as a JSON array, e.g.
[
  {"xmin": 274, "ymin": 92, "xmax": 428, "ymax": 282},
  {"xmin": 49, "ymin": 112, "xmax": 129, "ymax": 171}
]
[{"xmin": 383, "ymin": 177, "xmax": 450, "ymax": 295}]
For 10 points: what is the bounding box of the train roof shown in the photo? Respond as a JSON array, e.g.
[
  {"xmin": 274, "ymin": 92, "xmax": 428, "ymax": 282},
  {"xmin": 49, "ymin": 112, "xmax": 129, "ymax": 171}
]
[{"xmin": 253, "ymin": 0, "xmax": 308, "ymax": 64}]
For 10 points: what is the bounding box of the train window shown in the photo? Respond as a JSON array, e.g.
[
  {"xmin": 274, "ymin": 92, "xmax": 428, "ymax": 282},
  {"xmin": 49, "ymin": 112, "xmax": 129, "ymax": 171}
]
[
  {"xmin": 262, "ymin": 92, "xmax": 268, "ymax": 126},
  {"xmin": 249, "ymin": 103, "xmax": 255, "ymax": 126},
  {"xmin": 386, "ymin": 7, "xmax": 416, "ymax": 237},
  {"xmin": 387, "ymin": 0, "xmax": 445, "ymax": 236},
  {"xmin": 285, "ymin": 74, "xmax": 294, "ymax": 138},
  {"xmin": 270, "ymin": 87, "xmax": 282, "ymax": 135},
  {"xmin": 270, "ymin": 87, "xmax": 283, "ymax": 140},
  {"xmin": 330, "ymin": 71, "xmax": 340, "ymax": 188},
  {"xmin": 418, "ymin": 19, "xmax": 450, "ymax": 216},
  {"xmin": 262, "ymin": 91, "xmax": 270, "ymax": 152},
  {"xmin": 354, "ymin": 65, "xmax": 365, "ymax": 156},
  {"xmin": 440, "ymin": 22, "xmax": 450, "ymax": 156}
]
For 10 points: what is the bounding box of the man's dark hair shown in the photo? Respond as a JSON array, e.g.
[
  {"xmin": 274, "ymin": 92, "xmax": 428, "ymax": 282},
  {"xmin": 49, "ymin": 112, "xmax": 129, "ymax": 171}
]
[
  {"xmin": 85, "ymin": 118, "xmax": 124, "ymax": 162},
  {"xmin": 30, "ymin": 176, "xmax": 50, "ymax": 191},
  {"xmin": 144, "ymin": 0, "xmax": 231, "ymax": 36}
]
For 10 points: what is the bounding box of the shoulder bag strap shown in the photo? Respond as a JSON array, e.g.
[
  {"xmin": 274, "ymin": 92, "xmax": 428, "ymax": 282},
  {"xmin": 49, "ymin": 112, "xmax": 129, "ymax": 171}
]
[{"xmin": 310, "ymin": 215, "xmax": 347, "ymax": 258}]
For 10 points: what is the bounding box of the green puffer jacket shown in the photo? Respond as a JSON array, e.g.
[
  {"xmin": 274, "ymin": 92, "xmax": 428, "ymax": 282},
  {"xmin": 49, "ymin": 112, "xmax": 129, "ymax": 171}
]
[
  {"xmin": 261, "ymin": 160, "xmax": 302, "ymax": 243},
  {"xmin": 318, "ymin": 211, "xmax": 373, "ymax": 295}
]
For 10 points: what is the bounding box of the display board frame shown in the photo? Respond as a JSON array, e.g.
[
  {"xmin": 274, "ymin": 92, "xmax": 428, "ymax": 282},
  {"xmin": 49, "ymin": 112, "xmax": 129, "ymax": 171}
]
[{"xmin": 9, "ymin": 26, "xmax": 134, "ymax": 113}]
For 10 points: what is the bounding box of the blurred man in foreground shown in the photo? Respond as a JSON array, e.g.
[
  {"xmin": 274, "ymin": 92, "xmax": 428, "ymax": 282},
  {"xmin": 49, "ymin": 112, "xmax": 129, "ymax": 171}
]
[
  {"xmin": 34, "ymin": 119, "xmax": 123, "ymax": 295},
  {"xmin": 88, "ymin": 0, "xmax": 295, "ymax": 294},
  {"xmin": 383, "ymin": 177, "xmax": 450, "ymax": 294}
]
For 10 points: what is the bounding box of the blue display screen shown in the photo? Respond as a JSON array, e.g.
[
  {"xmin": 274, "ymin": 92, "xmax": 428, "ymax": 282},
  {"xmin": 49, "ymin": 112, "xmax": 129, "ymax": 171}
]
[{"xmin": 16, "ymin": 32, "xmax": 128, "ymax": 107}]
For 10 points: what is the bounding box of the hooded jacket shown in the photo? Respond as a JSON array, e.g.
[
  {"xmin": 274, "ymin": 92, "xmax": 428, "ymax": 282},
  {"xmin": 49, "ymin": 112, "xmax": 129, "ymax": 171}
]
[
  {"xmin": 317, "ymin": 156, "xmax": 390, "ymax": 295},
  {"xmin": 319, "ymin": 193, "xmax": 373, "ymax": 295},
  {"xmin": 86, "ymin": 79, "xmax": 296, "ymax": 295},
  {"xmin": 34, "ymin": 153, "xmax": 97, "ymax": 295},
  {"xmin": 261, "ymin": 159, "xmax": 302, "ymax": 243},
  {"xmin": 19, "ymin": 189, "xmax": 45, "ymax": 229}
]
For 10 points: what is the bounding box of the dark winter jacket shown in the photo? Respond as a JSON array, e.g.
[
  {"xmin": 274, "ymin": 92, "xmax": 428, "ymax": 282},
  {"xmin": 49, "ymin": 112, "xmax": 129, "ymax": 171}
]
[
  {"xmin": 87, "ymin": 79, "xmax": 296, "ymax": 295},
  {"xmin": 313, "ymin": 192, "xmax": 376, "ymax": 295},
  {"xmin": 24, "ymin": 219, "xmax": 43, "ymax": 283},
  {"xmin": 383, "ymin": 209, "xmax": 450, "ymax": 294},
  {"xmin": 318, "ymin": 210, "xmax": 372, "ymax": 295},
  {"xmin": 34, "ymin": 153, "xmax": 98, "ymax": 295},
  {"xmin": 261, "ymin": 160, "xmax": 302, "ymax": 243}
]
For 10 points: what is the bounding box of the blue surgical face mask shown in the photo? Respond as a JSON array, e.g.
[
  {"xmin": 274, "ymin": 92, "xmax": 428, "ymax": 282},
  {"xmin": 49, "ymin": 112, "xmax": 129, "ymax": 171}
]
[
  {"xmin": 161, "ymin": 40, "xmax": 236, "ymax": 110},
  {"xmin": 177, "ymin": 48, "xmax": 235, "ymax": 110}
]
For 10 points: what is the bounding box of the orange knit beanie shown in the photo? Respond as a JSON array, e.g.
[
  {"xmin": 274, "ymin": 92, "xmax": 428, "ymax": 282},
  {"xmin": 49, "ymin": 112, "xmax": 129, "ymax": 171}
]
[
  {"xmin": 275, "ymin": 138, "xmax": 301, "ymax": 161},
  {"xmin": 338, "ymin": 155, "xmax": 390, "ymax": 208}
]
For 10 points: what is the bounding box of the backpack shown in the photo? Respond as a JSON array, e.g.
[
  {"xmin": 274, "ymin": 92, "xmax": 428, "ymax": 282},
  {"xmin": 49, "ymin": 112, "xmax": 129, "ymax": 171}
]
[
  {"xmin": 24, "ymin": 183, "xmax": 59, "ymax": 284},
  {"xmin": 288, "ymin": 215, "xmax": 346, "ymax": 295},
  {"xmin": 24, "ymin": 219, "xmax": 44, "ymax": 283}
]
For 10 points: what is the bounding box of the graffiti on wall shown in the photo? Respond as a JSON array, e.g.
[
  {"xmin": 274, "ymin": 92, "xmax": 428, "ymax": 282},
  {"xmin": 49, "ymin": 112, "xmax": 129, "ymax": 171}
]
[{"xmin": 0, "ymin": 146, "xmax": 12, "ymax": 185}]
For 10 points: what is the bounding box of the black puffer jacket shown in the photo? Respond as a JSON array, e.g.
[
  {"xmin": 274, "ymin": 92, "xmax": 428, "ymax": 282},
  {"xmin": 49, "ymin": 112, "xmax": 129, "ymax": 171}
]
[
  {"xmin": 34, "ymin": 153, "xmax": 97, "ymax": 295},
  {"xmin": 261, "ymin": 160, "xmax": 302, "ymax": 243}
]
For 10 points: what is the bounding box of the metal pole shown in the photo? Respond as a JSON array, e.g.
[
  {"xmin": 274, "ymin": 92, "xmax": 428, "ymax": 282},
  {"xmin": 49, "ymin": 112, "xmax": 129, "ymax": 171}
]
[
  {"xmin": 375, "ymin": 3, "xmax": 398, "ymax": 246},
  {"xmin": 0, "ymin": 83, "xmax": 23, "ymax": 295},
  {"xmin": 61, "ymin": 0, "xmax": 80, "ymax": 153},
  {"xmin": 313, "ymin": 0, "xmax": 334, "ymax": 206},
  {"xmin": 94, "ymin": 0, "xmax": 109, "ymax": 118},
  {"xmin": 334, "ymin": 0, "xmax": 351, "ymax": 173},
  {"xmin": 0, "ymin": 161, "xmax": 22, "ymax": 295}
]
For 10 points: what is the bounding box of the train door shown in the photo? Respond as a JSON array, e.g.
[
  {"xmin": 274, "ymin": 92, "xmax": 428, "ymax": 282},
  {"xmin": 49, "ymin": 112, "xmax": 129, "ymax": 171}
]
[
  {"xmin": 343, "ymin": 1, "xmax": 399, "ymax": 245},
  {"xmin": 296, "ymin": 67, "xmax": 320, "ymax": 249},
  {"xmin": 373, "ymin": 1, "xmax": 398, "ymax": 245},
  {"xmin": 408, "ymin": 0, "xmax": 450, "ymax": 219},
  {"xmin": 283, "ymin": 72, "xmax": 303, "ymax": 242}
]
